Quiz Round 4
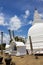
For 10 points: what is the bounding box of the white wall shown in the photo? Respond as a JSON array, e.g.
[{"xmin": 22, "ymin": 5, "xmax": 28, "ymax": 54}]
[{"xmin": 16, "ymin": 46, "xmax": 26, "ymax": 56}]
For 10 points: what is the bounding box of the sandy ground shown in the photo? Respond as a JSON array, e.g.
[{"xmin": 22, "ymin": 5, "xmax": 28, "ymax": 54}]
[{"xmin": 0, "ymin": 53, "xmax": 43, "ymax": 65}]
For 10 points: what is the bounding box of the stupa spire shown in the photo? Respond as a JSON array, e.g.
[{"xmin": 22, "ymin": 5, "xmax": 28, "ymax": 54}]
[
  {"xmin": 34, "ymin": 8, "xmax": 40, "ymax": 20},
  {"xmin": 32, "ymin": 8, "xmax": 43, "ymax": 25}
]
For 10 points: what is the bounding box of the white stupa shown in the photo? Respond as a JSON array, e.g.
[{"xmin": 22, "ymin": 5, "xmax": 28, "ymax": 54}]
[{"xmin": 26, "ymin": 9, "xmax": 43, "ymax": 54}]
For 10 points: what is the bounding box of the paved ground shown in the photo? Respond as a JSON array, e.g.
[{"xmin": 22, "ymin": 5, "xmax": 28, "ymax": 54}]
[{"xmin": 0, "ymin": 53, "xmax": 43, "ymax": 65}]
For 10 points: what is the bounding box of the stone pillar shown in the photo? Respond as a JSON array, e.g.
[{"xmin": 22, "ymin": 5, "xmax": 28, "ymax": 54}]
[
  {"xmin": 8, "ymin": 30, "xmax": 12, "ymax": 40},
  {"xmin": 12, "ymin": 30, "xmax": 14, "ymax": 38},
  {"xmin": 1, "ymin": 32, "xmax": 3, "ymax": 54},
  {"xmin": 29, "ymin": 36, "xmax": 33, "ymax": 55}
]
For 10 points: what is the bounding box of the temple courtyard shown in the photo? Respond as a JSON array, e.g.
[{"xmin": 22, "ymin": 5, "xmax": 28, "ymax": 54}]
[{"xmin": 0, "ymin": 53, "xmax": 43, "ymax": 65}]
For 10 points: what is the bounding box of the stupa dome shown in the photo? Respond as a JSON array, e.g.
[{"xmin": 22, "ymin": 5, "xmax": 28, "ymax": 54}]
[
  {"xmin": 27, "ymin": 9, "xmax": 43, "ymax": 49},
  {"xmin": 28, "ymin": 23, "xmax": 43, "ymax": 37},
  {"xmin": 28, "ymin": 9, "xmax": 43, "ymax": 37},
  {"xmin": 25, "ymin": 9, "xmax": 43, "ymax": 54}
]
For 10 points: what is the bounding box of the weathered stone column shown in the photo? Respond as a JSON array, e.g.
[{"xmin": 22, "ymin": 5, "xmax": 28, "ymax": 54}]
[
  {"xmin": 1, "ymin": 32, "xmax": 3, "ymax": 54},
  {"xmin": 12, "ymin": 30, "xmax": 14, "ymax": 38},
  {"xmin": 8, "ymin": 30, "xmax": 12, "ymax": 40},
  {"xmin": 29, "ymin": 36, "xmax": 33, "ymax": 55}
]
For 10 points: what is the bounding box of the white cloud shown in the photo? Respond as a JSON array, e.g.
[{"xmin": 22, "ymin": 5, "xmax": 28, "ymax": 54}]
[
  {"xmin": 21, "ymin": 20, "xmax": 32, "ymax": 26},
  {"xmin": 3, "ymin": 33, "xmax": 10, "ymax": 44},
  {"xmin": 18, "ymin": 35, "xmax": 25, "ymax": 39},
  {"xmin": 25, "ymin": 10, "xmax": 29, "ymax": 15},
  {"xmin": 28, "ymin": 21, "xmax": 32, "ymax": 25},
  {"xmin": 17, "ymin": 29, "xmax": 22, "ymax": 33},
  {"xmin": 0, "ymin": 10, "xmax": 30, "ymax": 30},
  {"xmin": 3, "ymin": 22, "xmax": 8, "ymax": 26},
  {"xmin": 0, "ymin": 13, "xmax": 8, "ymax": 26},
  {"xmin": 39, "ymin": 14, "xmax": 43, "ymax": 18},
  {"xmin": 9, "ymin": 15, "xmax": 22, "ymax": 30},
  {"xmin": 0, "ymin": 13, "xmax": 4, "ymax": 25},
  {"xmin": 23, "ymin": 10, "xmax": 30, "ymax": 18}
]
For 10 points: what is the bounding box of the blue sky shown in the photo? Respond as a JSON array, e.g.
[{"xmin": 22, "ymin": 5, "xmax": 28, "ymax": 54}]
[{"xmin": 0, "ymin": 0, "xmax": 43, "ymax": 40}]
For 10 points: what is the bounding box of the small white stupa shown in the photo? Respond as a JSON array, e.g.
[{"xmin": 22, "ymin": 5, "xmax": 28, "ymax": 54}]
[
  {"xmin": 26, "ymin": 9, "xmax": 43, "ymax": 54},
  {"xmin": 5, "ymin": 30, "xmax": 26, "ymax": 56}
]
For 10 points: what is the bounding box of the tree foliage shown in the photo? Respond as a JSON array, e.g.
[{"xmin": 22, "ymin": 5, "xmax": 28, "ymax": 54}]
[
  {"xmin": 14, "ymin": 36, "xmax": 25, "ymax": 43},
  {"xmin": 0, "ymin": 43, "xmax": 6, "ymax": 50}
]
